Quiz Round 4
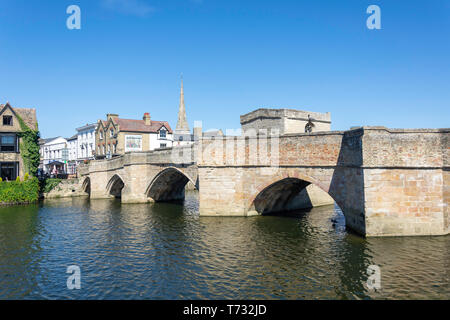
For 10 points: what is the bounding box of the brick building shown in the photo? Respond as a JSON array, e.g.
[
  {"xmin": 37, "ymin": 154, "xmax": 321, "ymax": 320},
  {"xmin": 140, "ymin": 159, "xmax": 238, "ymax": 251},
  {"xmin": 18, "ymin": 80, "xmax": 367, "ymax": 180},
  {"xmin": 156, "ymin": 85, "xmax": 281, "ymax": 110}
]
[
  {"xmin": 95, "ymin": 113, "xmax": 173, "ymax": 159},
  {"xmin": 0, "ymin": 102, "xmax": 38, "ymax": 180}
]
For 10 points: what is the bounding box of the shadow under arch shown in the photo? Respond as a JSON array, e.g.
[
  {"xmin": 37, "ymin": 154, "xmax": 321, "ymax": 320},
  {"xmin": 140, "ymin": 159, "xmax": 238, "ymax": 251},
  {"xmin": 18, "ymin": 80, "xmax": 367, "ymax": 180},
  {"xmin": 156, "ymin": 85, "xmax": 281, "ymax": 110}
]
[
  {"xmin": 248, "ymin": 175, "xmax": 347, "ymax": 226},
  {"xmin": 146, "ymin": 167, "xmax": 197, "ymax": 202},
  {"xmin": 81, "ymin": 177, "xmax": 91, "ymax": 196},
  {"xmin": 106, "ymin": 174, "xmax": 125, "ymax": 199}
]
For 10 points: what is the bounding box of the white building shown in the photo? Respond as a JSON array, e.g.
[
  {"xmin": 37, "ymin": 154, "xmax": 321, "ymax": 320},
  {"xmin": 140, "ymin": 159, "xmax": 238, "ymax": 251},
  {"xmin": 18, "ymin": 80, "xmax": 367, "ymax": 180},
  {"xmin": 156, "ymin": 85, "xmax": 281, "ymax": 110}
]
[
  {"xmin": 67, "ymin": 135, "xmax": 78, "ymax": 175},
  {"xmin": 149, "ymin": 124, "xmax": 173, "ymax": 150},
  {"xmin": 41, "ymin": 137, "xmax": 69, "ymax": 175},
  {"xmin": 76, "ymin": 123, "xmax": 97, "ymax": 160}
]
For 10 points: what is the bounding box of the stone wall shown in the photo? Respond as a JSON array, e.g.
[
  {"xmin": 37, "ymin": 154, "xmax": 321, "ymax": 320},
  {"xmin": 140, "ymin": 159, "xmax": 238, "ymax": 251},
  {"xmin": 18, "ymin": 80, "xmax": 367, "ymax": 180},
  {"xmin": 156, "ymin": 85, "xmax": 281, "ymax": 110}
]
[
  {"xmin": 196, "ymin": 131, "xmax": 366, "ymax": 234},
  {"xmin": 81, "ymin": 146, "xmax": 197, "ymax": 204},
  {"xmin": 44, "ymin": 179, "xmax": 87, "ymax": 199},
  {"xmin": 240, "ymin": 108, "xmax": 331, "ymax": 135},
  {"xmin": 361, "ymin": 127, "xmax": 448, "ymax": 236}
]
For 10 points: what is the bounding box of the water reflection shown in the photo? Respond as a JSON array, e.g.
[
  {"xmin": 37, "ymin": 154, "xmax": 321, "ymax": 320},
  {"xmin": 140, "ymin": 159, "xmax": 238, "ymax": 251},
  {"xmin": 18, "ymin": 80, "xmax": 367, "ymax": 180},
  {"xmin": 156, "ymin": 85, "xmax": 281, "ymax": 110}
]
[{"xmin": 0, "ymin": 192, "xmax": 448, "ymax": 299}]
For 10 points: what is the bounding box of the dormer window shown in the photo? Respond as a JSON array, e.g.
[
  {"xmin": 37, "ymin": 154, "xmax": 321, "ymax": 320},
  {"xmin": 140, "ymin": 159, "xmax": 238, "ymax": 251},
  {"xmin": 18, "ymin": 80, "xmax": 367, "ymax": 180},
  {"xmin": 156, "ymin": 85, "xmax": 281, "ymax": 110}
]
[
  {"xmin": 3, "ymin": 116, "xmax": 12, "ymax": 126},
  {"xmin": 160, "ymin": 129, "xmax": 166, "ymax": 139}
]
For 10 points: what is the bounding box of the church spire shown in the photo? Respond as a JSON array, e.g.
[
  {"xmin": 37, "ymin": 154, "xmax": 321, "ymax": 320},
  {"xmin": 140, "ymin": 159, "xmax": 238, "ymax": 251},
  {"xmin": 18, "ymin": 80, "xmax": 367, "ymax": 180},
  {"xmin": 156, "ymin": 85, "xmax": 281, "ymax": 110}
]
[{"xmin": 175, "ymin": 74, "xmax": 190, "ymax": 134}]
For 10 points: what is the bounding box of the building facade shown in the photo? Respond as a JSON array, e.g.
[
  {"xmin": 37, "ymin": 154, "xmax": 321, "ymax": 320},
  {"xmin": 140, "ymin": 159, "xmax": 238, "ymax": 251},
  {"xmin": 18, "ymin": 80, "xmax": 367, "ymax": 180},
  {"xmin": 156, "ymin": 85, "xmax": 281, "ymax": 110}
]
[
  {"xmin": 95, "ymin": 113, "xmax": 173, "ymax": 159},
  {"xmin": 41, "ymin": 137, "xmax": 68, "ymax": 175},
  {"xmin": 0, "ymin": 102, "xmax": 37, "ymax": 181},
  {"xmin": 77, "ymin": 123, "xmax": 97, "ymax": 161},
  {"xmin": 67, "ymin": 135, "xmax": 78, "ymax": 175}
]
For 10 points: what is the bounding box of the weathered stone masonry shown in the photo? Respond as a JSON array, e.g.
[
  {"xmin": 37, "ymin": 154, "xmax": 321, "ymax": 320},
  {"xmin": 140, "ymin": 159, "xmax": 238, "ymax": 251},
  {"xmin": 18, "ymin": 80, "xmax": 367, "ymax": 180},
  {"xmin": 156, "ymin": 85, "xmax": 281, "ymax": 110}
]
[{"xmin": 79, "ymin": 127, "xmax": 449, "ymax": 237}]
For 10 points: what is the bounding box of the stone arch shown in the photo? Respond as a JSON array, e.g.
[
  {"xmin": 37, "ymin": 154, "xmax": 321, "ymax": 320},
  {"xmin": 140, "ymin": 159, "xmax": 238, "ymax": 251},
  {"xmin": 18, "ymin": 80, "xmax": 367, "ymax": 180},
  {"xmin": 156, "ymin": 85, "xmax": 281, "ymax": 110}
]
[
  {"xmin": 106, "ymin": 174, "xmax": 125, "ymax": 199},
  {"xmin": 146, "ymin": 167, "xmax": 197, "ymax": 202},
  {"xmin": 81, "ymin": 177, "xmax": 91, "ymax": 195},
  {"xmin": 247, "ymin": 170, "xmax": 346, "ymax": 221}
]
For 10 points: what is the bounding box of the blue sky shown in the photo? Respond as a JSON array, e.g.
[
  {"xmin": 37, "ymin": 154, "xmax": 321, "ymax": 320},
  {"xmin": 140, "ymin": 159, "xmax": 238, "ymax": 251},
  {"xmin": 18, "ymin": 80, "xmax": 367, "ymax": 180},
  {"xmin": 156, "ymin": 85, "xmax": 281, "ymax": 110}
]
[{"xmin": 0, "ymin": 0, "xmax": 449, "ymax": 138}]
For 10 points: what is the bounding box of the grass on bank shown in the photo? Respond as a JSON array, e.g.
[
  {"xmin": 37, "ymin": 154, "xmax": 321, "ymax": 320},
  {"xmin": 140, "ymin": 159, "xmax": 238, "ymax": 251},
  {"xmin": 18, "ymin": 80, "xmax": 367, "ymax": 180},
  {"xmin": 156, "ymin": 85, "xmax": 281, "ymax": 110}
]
[
  {"xmin": 40, "ymin": 178, "xmax": 62, "ymax": 194},
  {"xmin": 0, "ymin": 175, "xmax": 63, "ymax": 205},
  {"xmin": 0, "ymin": 174, "xmax": 40, "ymax": 205}
]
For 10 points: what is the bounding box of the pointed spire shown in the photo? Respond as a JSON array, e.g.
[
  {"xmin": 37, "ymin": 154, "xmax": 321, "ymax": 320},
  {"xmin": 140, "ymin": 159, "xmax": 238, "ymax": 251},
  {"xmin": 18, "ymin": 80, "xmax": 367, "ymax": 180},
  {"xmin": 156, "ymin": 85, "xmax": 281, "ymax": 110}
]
[{"xmin": 175, "ymin": 74, "xmax": 190, "ymax": 134}]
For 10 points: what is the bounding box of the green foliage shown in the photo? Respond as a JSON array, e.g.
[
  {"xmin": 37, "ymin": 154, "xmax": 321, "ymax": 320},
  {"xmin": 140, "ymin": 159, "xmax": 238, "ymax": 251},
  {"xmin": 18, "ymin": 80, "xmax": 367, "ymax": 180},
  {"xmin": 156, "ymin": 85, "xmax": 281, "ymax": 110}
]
[
  {"xmin": 16, "ymin": 114, "xmax": 40, "ymax": 177},
  {"xmin": 40, "ymin": 178, "xmax": 62, "ymax": 194},
  {"xmin": 16, "ymin": 176, "xmax": 21, "ymax": 182},
  {"xmin": 24, "ymin": 173, "xmax": 29, "ymax": 181},
  {"xmin": 0, "ymin": 177, "xmax": 39, "ymax": 205}
]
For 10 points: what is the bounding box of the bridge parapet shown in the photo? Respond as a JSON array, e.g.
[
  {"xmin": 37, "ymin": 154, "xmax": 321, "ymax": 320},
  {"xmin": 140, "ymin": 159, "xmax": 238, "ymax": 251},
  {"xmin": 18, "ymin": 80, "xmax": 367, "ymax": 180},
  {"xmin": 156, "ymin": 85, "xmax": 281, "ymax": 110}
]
[
  {"xmin": 77, "ymin": 164, "xmax": 89, "ymax": 177},
  {"xmin": 359, "ymin": 127, "xmax": 448, "ymax": 168}
]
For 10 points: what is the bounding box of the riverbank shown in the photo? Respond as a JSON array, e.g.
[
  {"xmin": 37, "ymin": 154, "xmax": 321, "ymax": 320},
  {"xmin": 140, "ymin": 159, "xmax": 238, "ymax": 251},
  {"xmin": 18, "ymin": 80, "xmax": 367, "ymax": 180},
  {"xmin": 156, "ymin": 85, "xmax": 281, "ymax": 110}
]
[
  {"xmin": 0, "ymin": 177, "xmax": 39, "ymax": 206},
  {"xmin": 41, "ymin": 178, "xmax": 87, "ymax": 199}
]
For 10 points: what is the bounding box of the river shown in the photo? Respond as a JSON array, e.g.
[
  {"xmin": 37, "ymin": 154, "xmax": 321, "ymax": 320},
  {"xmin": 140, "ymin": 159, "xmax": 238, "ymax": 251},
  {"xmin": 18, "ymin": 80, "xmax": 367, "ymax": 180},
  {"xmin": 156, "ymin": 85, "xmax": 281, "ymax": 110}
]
[{"xmin": 0, "ymin": 191, "xmax": 448, "ymax": 299}]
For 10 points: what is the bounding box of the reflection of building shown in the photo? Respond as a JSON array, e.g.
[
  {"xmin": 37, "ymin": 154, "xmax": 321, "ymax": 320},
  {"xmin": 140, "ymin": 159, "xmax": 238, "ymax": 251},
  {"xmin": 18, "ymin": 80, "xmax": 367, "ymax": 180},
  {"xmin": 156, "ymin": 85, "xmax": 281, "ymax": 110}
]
[
  {"xmin": 173, "ymin": 77, "xmax": 194, "ymax": 146},
  {"xmin": 76, "ymin": 123, "xmax": 97, "ymax": 161},
  {"xmin": 41, "ymin": 137, "xmax": 69, "ymax": 175},
  {"xmin": 95, "ymin": 113, "xmax": 173, "ymax": 159},
  {"xmin": 240, "ymin": 108, "xmax": 331, "ymax": 136},
  {"xmin": 0, "ymin": 102, "xmax": 38, "ymax": 180}
]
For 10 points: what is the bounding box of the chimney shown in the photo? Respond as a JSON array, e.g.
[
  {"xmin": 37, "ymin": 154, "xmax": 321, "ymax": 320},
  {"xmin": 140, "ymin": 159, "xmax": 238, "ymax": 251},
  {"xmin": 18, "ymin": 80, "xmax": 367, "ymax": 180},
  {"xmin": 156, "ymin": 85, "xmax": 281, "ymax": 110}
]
[{"xmin": 143, "ymin": 113, "xmax": 151, "ymax": 125}]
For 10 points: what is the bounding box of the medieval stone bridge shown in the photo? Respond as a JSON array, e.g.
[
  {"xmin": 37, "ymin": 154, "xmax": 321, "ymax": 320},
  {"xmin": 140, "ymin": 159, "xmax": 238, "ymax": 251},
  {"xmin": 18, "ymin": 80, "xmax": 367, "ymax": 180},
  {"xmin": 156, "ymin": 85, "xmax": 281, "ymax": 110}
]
[{"xmin": 78, "ymin": 127, "xmax": 449, "ymax": 238}]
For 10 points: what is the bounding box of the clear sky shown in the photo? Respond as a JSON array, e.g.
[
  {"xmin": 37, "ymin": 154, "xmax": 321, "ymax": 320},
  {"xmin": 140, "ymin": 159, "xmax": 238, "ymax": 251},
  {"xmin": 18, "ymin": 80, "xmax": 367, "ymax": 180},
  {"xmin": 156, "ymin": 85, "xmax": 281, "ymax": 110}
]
[{"xmin": 0, "ymin": 0, "xmax": 449, "ymax": 138}]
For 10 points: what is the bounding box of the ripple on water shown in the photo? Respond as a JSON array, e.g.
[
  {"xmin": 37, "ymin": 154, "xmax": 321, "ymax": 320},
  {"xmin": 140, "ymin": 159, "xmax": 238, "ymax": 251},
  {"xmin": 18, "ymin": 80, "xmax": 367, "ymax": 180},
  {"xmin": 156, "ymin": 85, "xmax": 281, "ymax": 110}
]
[{"xmin": 0, "ymin": 194, "xmax": 448, "ymax": 299}]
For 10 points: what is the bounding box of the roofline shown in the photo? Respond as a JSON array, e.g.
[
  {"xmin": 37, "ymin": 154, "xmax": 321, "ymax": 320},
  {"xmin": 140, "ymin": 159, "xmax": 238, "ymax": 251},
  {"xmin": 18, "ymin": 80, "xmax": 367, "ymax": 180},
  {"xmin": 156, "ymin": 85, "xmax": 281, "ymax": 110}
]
[{"xmin": 76, "ymin": 123, "xmax": 98, "ymax": 131}]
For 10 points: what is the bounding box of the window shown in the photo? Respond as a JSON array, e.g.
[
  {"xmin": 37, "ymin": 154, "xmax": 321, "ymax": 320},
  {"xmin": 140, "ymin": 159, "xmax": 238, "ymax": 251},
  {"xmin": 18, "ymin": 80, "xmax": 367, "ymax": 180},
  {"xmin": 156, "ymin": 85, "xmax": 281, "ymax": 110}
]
[
  {"xmin": 100, "ymin": 131, "xmax": 104, "ymax": 140},
  {"xmin": 0, "ymin": 162, "xmax": 18, "ymax": 181},
  {"xmin": 160, "ymin": 143, "xmax": 167, "ymax": 148},
  {"xmin": 3, "ymin": 116, "xmax": 13, "ymax": 126},
  {"xmin": 110, "ymin": 129, "xmax": 114, "ymax": 137},
  {"xmin": 160, "ymin": 129, "xmax": 166, "ymax": 139},
  {"xmin": 0, "ymin": 135, "xmax": 17, "ymax": 152},
  {"xmin": 179, "ymin": 136, "xmax": 183, "ymax": 141}
]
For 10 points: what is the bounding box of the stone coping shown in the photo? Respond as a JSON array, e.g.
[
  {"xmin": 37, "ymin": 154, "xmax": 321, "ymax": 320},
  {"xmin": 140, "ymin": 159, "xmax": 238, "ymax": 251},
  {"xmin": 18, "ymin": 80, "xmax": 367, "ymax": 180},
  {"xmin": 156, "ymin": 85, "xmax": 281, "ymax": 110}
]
[{"xmin": 240, "ymin": 108, "xmax": 331, "ymax": 124}]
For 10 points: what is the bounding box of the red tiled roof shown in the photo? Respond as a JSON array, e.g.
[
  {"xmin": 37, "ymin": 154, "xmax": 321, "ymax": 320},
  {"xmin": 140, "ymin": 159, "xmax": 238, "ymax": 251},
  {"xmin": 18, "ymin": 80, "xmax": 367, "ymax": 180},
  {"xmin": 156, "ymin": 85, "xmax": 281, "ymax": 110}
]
[{"xmin": 115, "ymin": 118, "xmax": 173, "ymax": 134}]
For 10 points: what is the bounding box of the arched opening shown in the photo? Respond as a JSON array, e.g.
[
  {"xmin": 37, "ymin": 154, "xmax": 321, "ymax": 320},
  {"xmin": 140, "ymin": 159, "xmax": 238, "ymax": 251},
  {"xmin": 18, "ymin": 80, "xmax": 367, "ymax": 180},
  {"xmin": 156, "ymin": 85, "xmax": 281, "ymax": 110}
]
[
  {"xmin": 250, "ymin": 177, "xmax": 343, "ymax": 223},
  {"xmin": 82, "ymin": 177, "xmax": 91, "ymax": 196},
  {"xmin": 252, "ymin": 178, "xmax": 312, "ymax": 214},
  {"xmin": 107, "ymin": 174, "xmax": 124, "ymax": 199},
  {"xmin": 146, "ymin": 168, "xmax": 196, "ymax": 202}
]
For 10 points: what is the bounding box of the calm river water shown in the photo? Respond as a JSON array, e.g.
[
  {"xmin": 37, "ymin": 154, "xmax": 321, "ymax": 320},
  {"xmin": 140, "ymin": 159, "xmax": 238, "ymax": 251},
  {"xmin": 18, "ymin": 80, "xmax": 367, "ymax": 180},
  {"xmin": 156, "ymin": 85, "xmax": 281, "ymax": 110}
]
[{"xmin": 0, "ymin": 191, "xmax": 448, "ymax": 300}]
